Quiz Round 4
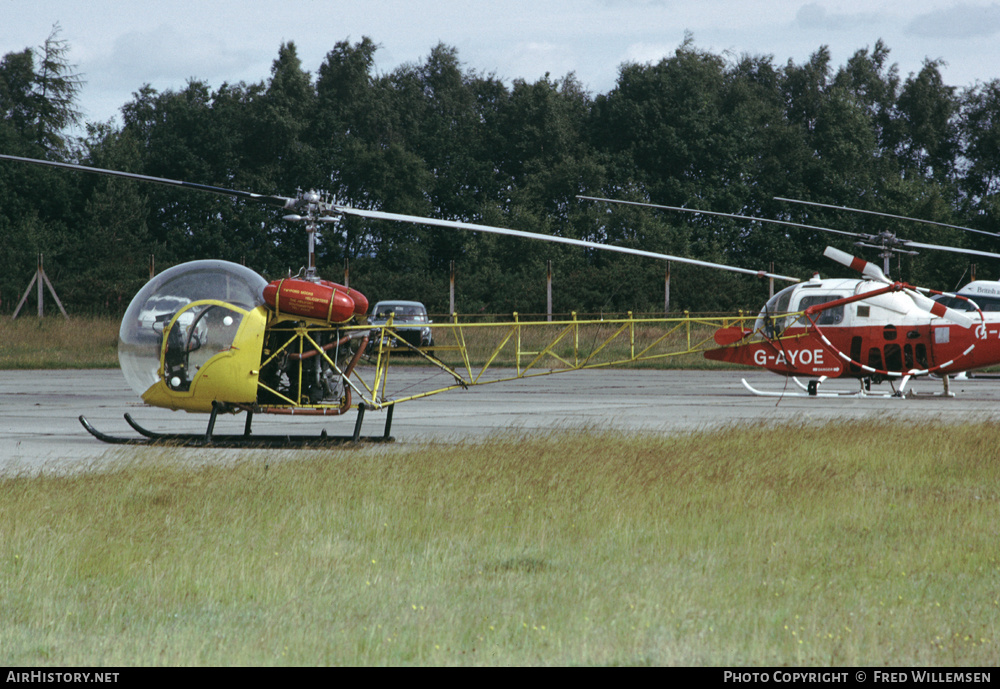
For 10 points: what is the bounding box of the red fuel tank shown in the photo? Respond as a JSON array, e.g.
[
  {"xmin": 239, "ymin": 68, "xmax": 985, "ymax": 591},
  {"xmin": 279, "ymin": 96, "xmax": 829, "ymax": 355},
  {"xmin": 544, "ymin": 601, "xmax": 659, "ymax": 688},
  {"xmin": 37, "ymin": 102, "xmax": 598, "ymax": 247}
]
[
  {"xmin": 263, "ymin": 278, "xmax": 357, "ymax": 323},
  {"xmin": 319, "ymin": 280, "xmax": 369, "ymax": 317}
]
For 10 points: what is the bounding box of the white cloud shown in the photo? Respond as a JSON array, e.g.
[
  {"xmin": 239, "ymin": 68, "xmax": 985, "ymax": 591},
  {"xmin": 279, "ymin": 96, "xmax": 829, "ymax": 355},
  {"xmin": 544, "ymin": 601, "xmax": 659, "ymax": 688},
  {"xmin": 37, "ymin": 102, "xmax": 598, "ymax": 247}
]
[
  {"xmin": 623, "ymin": 42, "xmax": 674, "ymax": 65},
  {"xmin": 88, "ymin": 26, "xmax": 264, "ymax": 88},
  {"xmin": 906, "ymin": 2, "xmax": 1000, "ymax": 39},
  {"xmin": 795, "ymin": 3, "xmax": 881, "ymax": 31}
]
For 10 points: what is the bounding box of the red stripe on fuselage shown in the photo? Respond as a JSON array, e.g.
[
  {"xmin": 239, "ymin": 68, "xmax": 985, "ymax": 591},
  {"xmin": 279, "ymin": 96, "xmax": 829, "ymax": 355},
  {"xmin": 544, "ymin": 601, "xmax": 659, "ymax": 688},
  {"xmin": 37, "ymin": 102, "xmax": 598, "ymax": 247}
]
[{"xmin": 706, "ymin": 322, "xmax": 1000, "ymax": 377}]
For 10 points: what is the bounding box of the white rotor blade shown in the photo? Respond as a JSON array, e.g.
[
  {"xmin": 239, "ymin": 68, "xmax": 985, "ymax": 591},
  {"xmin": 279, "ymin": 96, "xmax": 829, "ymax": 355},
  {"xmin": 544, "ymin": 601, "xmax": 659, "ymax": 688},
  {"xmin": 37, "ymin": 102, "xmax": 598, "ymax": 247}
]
[
  {"xmin": 341, "ymin": 207, "xmax": 801, "ymax": 282},
  {"xmin": 578, "ymin": 195, "xmax": 865, "ymax": 239},
  {"xmin": 852, "ymin": 282, "xmax": 911, "ymax": 316},
  {"xmin": 905, "ymin": 290, "xmax": 976, "ymax": 328},
  {"xmin": 0, "ymin": 154, "xmax": 296, "ymax": 208},
  {"xmin": 903, "ymin": 240, "xmax": 1000, "ymax": 261},
  {"xmin": 824, "ymin": 247, "xmax": 975, "ymax": 327},
  {"xmin": 823, "ymin": 246, "xmax": 890, "ymax": 283},
  {"xmin": 775, "ymin": 196, "xmax": 1000, "ymax": 238}
]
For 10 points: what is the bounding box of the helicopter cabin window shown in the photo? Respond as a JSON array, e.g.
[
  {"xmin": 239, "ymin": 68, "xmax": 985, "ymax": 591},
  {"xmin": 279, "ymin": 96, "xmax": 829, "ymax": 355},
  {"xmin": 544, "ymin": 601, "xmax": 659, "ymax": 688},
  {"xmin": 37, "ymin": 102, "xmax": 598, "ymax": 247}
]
[
  {"xmin": 755, "ymin": 285, "xmax": 795, "ymax": 337},
  {"xmin": 934, "ymin": 294, "xmax": 1000, "ymax": 312},
  {"xmin": 975, "ymin": 296, "xmax": 1000, "ymax": 311},
  {"xmin": 795, "ymin": 294, "xmax": 845, "ymax": 326},
  {"xmin": 163, "ymin": 303, "xmax": 247, "ymax": 391}
]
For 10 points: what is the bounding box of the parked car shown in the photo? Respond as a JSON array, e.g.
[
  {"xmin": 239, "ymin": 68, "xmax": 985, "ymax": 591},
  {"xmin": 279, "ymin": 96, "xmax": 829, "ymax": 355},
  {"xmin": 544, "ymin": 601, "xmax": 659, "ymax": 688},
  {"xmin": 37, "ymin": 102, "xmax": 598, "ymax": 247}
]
[{"xmin": 367, "ymin": 300, "xmax": 434, "ymax": 354}]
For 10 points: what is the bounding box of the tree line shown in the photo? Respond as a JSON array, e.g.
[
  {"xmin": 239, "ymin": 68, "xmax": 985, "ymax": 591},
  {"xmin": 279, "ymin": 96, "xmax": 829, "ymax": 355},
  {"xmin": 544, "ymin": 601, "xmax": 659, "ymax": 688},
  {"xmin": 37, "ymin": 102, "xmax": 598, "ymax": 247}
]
[{"xmin": 3, "ymin": 28, "xmax": 1000, "ymax": 316}]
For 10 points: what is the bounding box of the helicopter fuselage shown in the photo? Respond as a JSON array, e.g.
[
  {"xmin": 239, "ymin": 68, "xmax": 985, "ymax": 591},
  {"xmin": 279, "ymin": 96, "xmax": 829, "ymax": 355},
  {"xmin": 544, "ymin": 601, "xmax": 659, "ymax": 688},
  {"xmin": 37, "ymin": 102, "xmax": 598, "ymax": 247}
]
[{"xmin": 706, "ymin": 277, "xmax": 1000, "ymax": 381}]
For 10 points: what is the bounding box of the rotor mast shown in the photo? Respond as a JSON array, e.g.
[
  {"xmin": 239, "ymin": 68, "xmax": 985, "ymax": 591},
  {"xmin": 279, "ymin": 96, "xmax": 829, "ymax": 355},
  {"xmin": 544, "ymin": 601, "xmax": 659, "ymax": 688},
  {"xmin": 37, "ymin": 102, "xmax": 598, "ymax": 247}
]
[{"xmin": 281, "ymin": 190, "xmax": 342, "ymax": 282}]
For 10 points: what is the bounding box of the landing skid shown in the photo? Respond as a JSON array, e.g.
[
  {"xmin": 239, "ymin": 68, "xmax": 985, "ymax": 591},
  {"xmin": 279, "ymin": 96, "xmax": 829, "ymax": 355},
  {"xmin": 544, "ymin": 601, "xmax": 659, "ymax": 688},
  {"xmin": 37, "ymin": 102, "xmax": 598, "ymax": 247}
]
[
  {"xmin": 740, "ymin": 378, "xmax": 895, "ymax": 398},
  {"xmin": 80, "ymin": 403, "xmax": 395, "ymax": 448},
  {"xmin": 742, "ymin": 374, "xmax": 957, "ymax": 399},
  {"xmin": 741, "ymin": 378, "xmax": 876, "ymax": 397},
  {"xmin": 791, "ymin": 377, "xmax": 896, "ymax": 397}
]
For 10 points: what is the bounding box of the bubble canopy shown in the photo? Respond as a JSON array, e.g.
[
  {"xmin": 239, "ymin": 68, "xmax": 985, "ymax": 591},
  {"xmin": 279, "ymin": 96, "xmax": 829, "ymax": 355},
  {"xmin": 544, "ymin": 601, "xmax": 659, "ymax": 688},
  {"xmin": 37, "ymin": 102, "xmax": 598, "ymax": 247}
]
[{"xmin": 119, "ymin": 260, "xmax": 268, "ymax": 397}]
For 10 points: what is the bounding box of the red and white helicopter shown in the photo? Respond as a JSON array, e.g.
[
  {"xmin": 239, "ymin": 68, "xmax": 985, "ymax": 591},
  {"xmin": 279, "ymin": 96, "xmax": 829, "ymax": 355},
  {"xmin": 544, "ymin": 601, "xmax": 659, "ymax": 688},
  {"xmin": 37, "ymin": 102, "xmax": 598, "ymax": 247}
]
[{"xmin": 582, "ymin": 196, "xmax": 1000, "ymax": 397}]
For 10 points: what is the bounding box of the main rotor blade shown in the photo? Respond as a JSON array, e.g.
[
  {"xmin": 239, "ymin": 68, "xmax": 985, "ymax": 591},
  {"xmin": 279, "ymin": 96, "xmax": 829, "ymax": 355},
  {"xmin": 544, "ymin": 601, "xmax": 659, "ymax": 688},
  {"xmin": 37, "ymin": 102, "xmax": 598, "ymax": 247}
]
[
  {"xmin": 0, "ymin": 154, "xmax": 804, "ymax": 282},
  {"xmin": 775, "ymin": 196, "xmax": 1000, "ymax": 238},
  {"xmin": 824, "ymin": 246, "xmax": 975, "ymax": 327},
  {"xmin": 902, "ymin": 240, "xmax": 1000, "ymax": 261},
  {"xmin": 823, "ymin": 246, "xmax": 889, "ymax": 283},
  {"xmin": 577, "ymin": 195, "xmax": 867, "ymax": 239},
  {"xmin": 905, "ymin": 289, "xmax": 976, "ymax": 329},
  {"xmin": 0, "ymin": 154, "xmax": 296, "ymax": 209},
  {"xmin": 340, "ymin": 207, "xmax": 801, "ymax": 282}
]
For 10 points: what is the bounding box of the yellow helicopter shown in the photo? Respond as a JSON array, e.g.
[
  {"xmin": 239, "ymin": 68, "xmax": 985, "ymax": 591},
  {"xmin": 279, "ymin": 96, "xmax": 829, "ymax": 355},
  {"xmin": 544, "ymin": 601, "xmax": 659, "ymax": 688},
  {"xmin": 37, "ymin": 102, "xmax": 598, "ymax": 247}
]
[{"xmin": 1, "ymin": 153, "xmax": 799, "ymax": 446}]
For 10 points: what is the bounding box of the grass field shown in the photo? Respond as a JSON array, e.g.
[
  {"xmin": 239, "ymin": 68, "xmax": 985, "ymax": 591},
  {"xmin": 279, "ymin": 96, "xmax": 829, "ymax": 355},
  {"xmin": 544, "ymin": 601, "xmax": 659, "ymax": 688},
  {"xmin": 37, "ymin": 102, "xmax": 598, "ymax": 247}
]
[
  {"xmin": 2, "ymin": 423, "xmax": 997, "ymax": 666},
  {"xmin": 0, "ymin": 317, "xmax": 120, "ymax": 369}
]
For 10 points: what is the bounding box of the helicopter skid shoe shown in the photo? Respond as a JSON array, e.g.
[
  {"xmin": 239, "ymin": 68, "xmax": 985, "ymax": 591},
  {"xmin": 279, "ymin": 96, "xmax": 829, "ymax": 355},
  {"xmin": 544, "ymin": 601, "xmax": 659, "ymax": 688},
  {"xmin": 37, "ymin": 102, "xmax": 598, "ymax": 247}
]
[
  {"xmin": 902, "ymin": 374, "xmax": 956, "ymax": 398},
  {"xmin": 79, "ymin": 405, "xmax": 396, "ymax": 448},
  {"xmin": 792, "ymin": 376, "xmax": 830, "ymax": 396},
  {"xmin": 79, "ymin": 415, "xmax": 153, "ymax": 445}
]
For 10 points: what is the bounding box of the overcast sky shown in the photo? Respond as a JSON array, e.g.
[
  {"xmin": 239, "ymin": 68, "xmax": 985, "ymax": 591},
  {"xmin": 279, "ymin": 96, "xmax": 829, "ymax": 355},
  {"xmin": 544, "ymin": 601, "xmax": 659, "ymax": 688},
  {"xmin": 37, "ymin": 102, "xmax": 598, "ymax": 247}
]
[{"xmin": 5, "ymin": 0, "xmax": 1000, "ymax": 127}]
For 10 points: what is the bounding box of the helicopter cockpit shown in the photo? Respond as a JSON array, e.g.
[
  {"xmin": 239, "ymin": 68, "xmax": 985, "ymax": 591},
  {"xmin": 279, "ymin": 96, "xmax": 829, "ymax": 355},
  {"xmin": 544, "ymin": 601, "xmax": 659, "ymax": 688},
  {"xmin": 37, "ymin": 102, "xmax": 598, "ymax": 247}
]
[
  {"xmin": 754, "ymin": 280, "xmax": 851, "ymax": 338},
  {"xmin": 118, "ymin": 260, "xmax": 268, "ymax": 402},
  {"xmin": 755, "ymin": 284, "xmax": 795, "ymax": 338}
]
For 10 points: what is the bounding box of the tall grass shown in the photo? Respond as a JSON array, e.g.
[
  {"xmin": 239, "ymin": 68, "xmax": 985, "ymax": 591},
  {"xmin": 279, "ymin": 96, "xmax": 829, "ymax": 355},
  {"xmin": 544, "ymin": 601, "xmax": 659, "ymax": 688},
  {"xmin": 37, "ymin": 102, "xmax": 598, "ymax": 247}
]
[
  {"xmin": 2, "ymin": 422, "xmax": 997, "ymax": 666},
  {"xmin": 0, "ymin": 317, "xmax": 119, "ymax": 369}
]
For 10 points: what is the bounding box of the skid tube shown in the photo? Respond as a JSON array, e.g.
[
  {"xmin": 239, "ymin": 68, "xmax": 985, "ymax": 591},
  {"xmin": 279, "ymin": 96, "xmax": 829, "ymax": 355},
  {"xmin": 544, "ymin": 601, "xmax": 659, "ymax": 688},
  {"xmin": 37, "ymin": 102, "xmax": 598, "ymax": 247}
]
[
  {"xmin": 79, "ymin": 402, "xmax": 396, "ymax": 448},
  {"xmin": 740, "ymin": 377, "xmax": 896, "ymax": 398}
]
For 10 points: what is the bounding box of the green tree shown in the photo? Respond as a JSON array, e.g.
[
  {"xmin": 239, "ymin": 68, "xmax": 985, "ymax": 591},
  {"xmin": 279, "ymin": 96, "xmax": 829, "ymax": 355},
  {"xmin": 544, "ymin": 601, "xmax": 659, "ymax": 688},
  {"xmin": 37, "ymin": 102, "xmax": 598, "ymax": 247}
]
[
  {"xmin": 31, "ymin": 24, "xmax": 83, "ymax": 153},
  {"xmin": 831, "ymin": 40, "xmax": 901, "ymax": 158},
  {"xmin": 313, "ymin": 36, "xmax": 433, "ymax": 280},
  {"xmin": 897, "ymin": 60, "xmax": 959, "ymax": 181},
  {"xmin": 0, "ymin": 24, "xmax": 82, "ymax": 155},
  {"xmin": 955, "ymin": 79, "xmax": 1000, "ymax": 257},
  {"xmin": 0, "ymin": 26, "xmax": 83, "ymax": 309}
]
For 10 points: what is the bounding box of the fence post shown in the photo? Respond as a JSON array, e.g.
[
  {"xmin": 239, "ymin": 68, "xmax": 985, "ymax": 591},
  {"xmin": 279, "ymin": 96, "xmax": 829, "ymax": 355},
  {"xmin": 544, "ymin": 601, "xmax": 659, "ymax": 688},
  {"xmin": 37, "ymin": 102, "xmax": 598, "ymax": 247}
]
[
  {"xmin": 36, "ymin": 254, "xmax": 43, "ymax": 317},
  {"xmin": 572, "ymin": 311, "xmax": 578, "ymax": 366},
  {"xmin": 628, "ymin": 310, "xmax": 634, "ymax": 359},
  {"xmin": 665, "ymin": 262, "xmax": 671, "ymax": 315},
  {"xmin": 13, "ymin": 254, "xmax": 68, "ymax": 320},
  {"xmin": 514, "ymin": 311, "xmax": 521, "ymax": 375},
  {"xmin": 546, "ymin": 260, "xmax": 552, "ymax": 322}
]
